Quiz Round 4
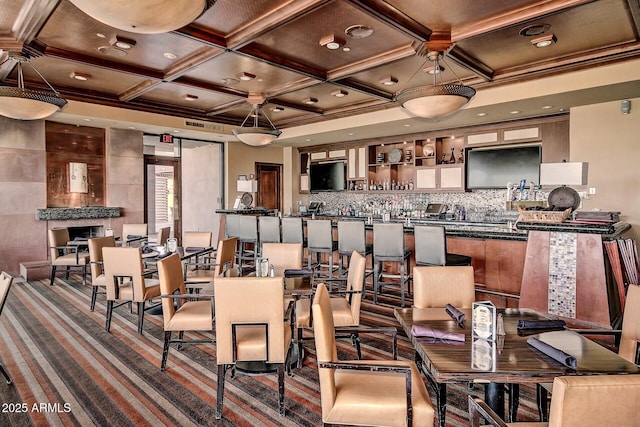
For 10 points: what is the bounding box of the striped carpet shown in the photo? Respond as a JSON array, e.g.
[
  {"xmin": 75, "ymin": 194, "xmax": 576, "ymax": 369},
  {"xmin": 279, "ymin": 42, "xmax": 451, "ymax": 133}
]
[{"xmin": 0, "ymin": 275, "xmax": 540, "ymax": 426}]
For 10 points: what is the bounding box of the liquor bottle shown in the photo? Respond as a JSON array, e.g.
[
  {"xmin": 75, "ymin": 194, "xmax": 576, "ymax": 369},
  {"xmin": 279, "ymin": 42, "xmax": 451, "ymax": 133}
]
[
  {"xmin": 408, "ymin": 179, "xmax": 414, "ymax": 191},
  {"xmin": 449, "ymin": 147, "xmax": 456, "ymax": 164}
]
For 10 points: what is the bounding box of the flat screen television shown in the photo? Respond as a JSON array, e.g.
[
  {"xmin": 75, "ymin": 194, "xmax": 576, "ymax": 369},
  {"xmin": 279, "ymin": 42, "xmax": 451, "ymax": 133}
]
[
  {"xmin": 466, "ymin": 145, "xmax": 541, "ymax": 189},
  {"xmin": 310, "ymin": 161, "xmax": 346, "ymax": 192}
]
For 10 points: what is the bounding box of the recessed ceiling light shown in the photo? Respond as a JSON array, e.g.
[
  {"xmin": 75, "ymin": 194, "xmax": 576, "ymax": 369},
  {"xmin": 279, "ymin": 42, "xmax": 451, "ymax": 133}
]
[
  {"xmin": 510, "ymin": 110, "xmax": 521, "ymax": 114},
  {"xmin": 345, "ymin": 25, "xmax": 374, "ymax": 39},
  {"xmin": 128, "ymin": 126, "xmax": 136, "ymax": 130},
  {"xmin": 305, "ymin": 139, "xmax": 312, "ymax": 142},
  {"xmin": 236, "ymin": 72, "xmax": 256, "ymax": 81},
  {"xmin": 403, "ymin": 124, "xmax": 411, "ymax": 127},
  {"xmin": 303, "ymin": 97, "xmax": 318, "ymax": 105},
  {"xmin": 96, "ymin": 33, "xmax": 106, "ymax": 38},
  {"xmin": 184, "ymin": 94, "xmax": 199, "ymax": 101},
  {"xmin": 83, "ymin": 118, "xmax": 92, "ymax": 121},
  {"xmin": 531, "ymin": 34, "xmax": 557, "ymax": 48},
  {"xmin": 172, "ymin": 130, "xmax": 181, "ymax": 133},
  {"xmin": 221, "ymin": 77, "xmax": 240, "ymax": 86},
  {"xmin": 320, "ymin": 34, "xmax": 345, "ymax": 50},
  {"xmin": 348, "ymin": 132, "xmax": 354, "ymax": 136},
  {"xmin": 380, "ymin": 76, "xmax": 398, "ymax": 86},
  {"xmin": 70, "ymin": 72, "xmax": 91, "ymax": 81},
  {"xmin": 477, "ymin": 112, "xmax": 487, "ymax": 117},
  {"xmin": 342, "ymin": 47, "xmax": 351, "ymax": 52},
  {"xmin": 271, "ymin": 107, "xmax": 284, "ymax": 112},
  {"xmin": 110, "ymin": 35, "xmax": 136, "ymax": 50},
  {"xmin": 331, "ymin": 89, "xmax": 348, "ymax": 98},
  {"xmin": 519, "ymin": 24, "xmax": 551, "ymax": 37},
  {"xmin": 163, "ymin": 52, "xmax": 177, "ymax": 59},
  {"xmin": 98, "ymin": 45, "xmax": 127, "ymax": 57},
  {"xmin": 542, "ymin": 105, "xmax": 553, "ymax": 109}
]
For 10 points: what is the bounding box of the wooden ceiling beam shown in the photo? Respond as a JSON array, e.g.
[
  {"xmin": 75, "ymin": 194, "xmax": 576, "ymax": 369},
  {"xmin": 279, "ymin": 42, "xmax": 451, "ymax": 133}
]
[
  {"xmin": 348, "ymin": 0, "xmax": 432, "ymax": 41},
  {"xmin": 11, "ymin": 0, "xmax": 61, "ymax": 46},
  {"xmin": 225, "ymin": 0, "xmax": 331, "ymax": 49},
  {"xmin": 326, "ymin": 44, "xmax": 417, "ymax": 80},
  {"xmin": 452, "ymin": 0, "xmax": 592, "ymax": 42},
  {"xmin": 162, "ymin": 46, "xmax": 224, "ymax": 81},
  {"xmin": 332, "ymin": 78, "xmax": 393, "ymax": 101},
  {"xmin": 447, "ymin": 46, "xmax": 495, "ymax": 81},
  {"xmin": 265, "ymin": 98, "xmax": 324, "ymax": 115},
  {"xmin": 236, "ymin": 44, "xmax": 326, "ymax": 81}
]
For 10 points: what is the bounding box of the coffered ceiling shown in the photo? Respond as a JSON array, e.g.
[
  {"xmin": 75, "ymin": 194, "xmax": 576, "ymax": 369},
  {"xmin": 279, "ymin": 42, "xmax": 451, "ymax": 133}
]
[{"xmin": 1, "ymin": 0, "xmax": 640, "ymax": 146}]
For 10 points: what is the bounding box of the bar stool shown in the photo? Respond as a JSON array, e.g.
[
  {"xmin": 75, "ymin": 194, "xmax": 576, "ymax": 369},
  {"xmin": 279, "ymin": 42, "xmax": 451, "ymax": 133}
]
[
  {"xmin": 236, "ymin": 215, "xmax": 258, "ymax": 275},
  {"xmin": 306, "ymin": 219, "xmax": 338, "ymax": 281},
  {"xmin": 258, "ymin": 216, "xmax": 280, "ymax": 254},
  {"xmin": 414, "ymin": 225, "xmax": 472, "ymax": 266},
  {"xmin": 281, "ymin": 217, "xmax": 305, "ymax": 246},
  {"xmin": 373, "ymin": 223, "xmax": 411, "ymax": 307},
  {"xmin": 337, "ymin": 220, "xmax": 372, "ymax": 278}
]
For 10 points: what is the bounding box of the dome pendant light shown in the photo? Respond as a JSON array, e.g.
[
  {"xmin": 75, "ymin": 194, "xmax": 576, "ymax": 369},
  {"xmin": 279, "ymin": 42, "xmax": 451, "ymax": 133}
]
[
  {"xmin": 0, "ymin": 53, "xmax": 67, "ymax": 120},
  {"xmin": 396, "ymin": 45, "xmax": 475, "ymax": 119},
  {"xmin": 232, "ymin": 103, "xmax": 282, "ymax": 147},
  {"xmin": 68, "ymin": 0, "xmax": 216, "ymax": 34}
]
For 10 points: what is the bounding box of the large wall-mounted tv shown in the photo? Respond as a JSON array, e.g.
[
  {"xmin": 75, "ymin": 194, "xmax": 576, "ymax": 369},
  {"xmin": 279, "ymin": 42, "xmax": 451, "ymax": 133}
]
[
  {"xmin": 466, "ymin": 145, "xmax": 541, "ymax": 189},
  {"xmin": 310, "ymin": 161, "xmax": 346, "ymax": 192}
]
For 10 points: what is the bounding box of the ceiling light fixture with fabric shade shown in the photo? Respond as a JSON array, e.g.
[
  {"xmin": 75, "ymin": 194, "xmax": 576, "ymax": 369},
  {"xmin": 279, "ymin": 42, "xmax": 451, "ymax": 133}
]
[
  {"xmin": 396, "ymin": 35, "xmax": 475, "ymax": 119},
  {"xmin": 0, "ymin": 53, "xmax": 68, "ymax": 120},
  {"xmin": 232, "ymin": 103, "xmax": 282, "ymax": 147},
  {"xmin": 67, "ymin": 0, "xmax": 216, "ymax": 34}
]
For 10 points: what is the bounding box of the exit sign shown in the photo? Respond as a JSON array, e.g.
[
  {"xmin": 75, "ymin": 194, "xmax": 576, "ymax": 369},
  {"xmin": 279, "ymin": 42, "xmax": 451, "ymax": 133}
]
[{"xmin": 160, "ymin": 134, "xmax": 174, "ymax": 143}]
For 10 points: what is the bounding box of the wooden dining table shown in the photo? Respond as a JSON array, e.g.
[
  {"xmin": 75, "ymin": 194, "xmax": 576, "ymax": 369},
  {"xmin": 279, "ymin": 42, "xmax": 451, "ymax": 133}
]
[{"xmin": 394, "ymin": 307, "xmax": 640, "ymax": 427}]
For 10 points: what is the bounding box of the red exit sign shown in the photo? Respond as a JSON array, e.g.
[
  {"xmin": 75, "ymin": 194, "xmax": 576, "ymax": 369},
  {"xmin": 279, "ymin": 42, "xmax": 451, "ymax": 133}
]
[{"xmin": 160, "ymin": 134, "xmax": 174, "ymax": 143}]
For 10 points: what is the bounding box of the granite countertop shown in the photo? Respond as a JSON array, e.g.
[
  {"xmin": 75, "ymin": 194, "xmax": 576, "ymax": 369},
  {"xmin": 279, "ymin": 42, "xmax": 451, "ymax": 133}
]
[
  {"xmin": 216, "ymin": 208, "xmax": 276, "ymax": 215},
  {"xmin": 36, "ymin": 207, "xmax": 121, "ymax": 220}
]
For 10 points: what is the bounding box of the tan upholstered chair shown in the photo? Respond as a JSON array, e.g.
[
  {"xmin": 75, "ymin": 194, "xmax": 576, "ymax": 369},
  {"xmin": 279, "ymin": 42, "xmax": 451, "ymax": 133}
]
[
  {"xmin": 48, "ymin": 228, "xmax": 91, "ymax": 286},
  {"xmin": 412, "ymin": 265, "xmax": 475, "ymax": 310},
  {"xmin": 121, "ymin": 223, "xmax": 148, "ymax": 246},
  {"xmin": 182, "ymin": 231, "xmax": 212, "ymax": 249},
  {"xmin": 469, "ymin": 375, "xmax": 640, "ymax": 427},
  {"xmin": 214, "ymin": 276, "xmax": 294, "ymax": 419},
  {"xmin": 312, "ymin": 283, "xmax": 434, "ymax": 427},
  {"xmin": 157, "ymin": 253, "xmax": 214, "ymax": 370},
  {"xmin": 261, "ymin": 242, "xmax": 303, "ymax": 277},
  {"xmin": 296, "ymin": 251, "xmax": 375, "ymax": 361},
  {"xmin": 102, "ymin": 247, "xmax": 161, "ymax": 335},
  {"xmin": 184, "ymin": 237, "xmax": 237, "ymax": 286},
  {"xmin": 0, "ymin": 271, "xmax": 13, "ymax": 384},
  {"xmin": 87, "ymin": 236, "xmax": 116, "ymax": 311},
  {"xmin": 535, "ymin": 284, "xmax": 640, "ymax": 421}
]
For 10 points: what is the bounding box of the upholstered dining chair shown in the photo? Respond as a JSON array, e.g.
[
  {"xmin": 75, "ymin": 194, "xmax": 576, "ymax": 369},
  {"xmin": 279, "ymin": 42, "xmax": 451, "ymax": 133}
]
[
  {"xmin": 183, "ymin": 237, "xmax": 237, "ymax": 288},
  {"xmin": 156, "ymin": 226, "xmax": 171, "ymax": 247},
  {"xmin": 157, "ymin": 253, "xmax": 214, "ymax": 371},
  {"xmin": 534, "ymin": 284, "xmax": 640, "ymax": 421},
  {"xmin": 0, "ymin": 271, "xmax": 14, "ymax": 384},
  {"xmin": 87, "ymin": 236, "xmax": 116, "ymax": 311},
  {"xmin": 312, "ymin": 282, "xmax": 435, "ymax": 427},
  {"xmin": 182, "ymin": 231, "xmax": 212, "ymax": 249},
  {"xmin": 102, "ymin": 247, "xmax": 161, "ymax": 335},
  {"xmin": 48, "ymin": 228, "xmax": 91, "ymax": 286},
  {"xmin": 296, "ymin": 250, "xmax": 370, "ymax": 361},
  {"xmin": 261, "ymin": 242, "xmax": 303, "ymax": 277},
  {"xmin": 121, "ymin": 223, "xmax": 148, "ymax": 246},
  {"xmin": 412, "ymin": 265, "xmax": 475, "ymax": 310},
  {"xmin": 214, "ymin": 276, "xmax": 294, "ymax": 419},
  {"xmin": 469, "ymin": 374, "xmax": 640, "ymax": 427}
]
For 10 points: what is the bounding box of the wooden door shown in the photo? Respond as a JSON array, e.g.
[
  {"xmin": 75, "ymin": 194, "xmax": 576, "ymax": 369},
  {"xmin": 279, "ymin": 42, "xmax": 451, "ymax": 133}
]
[{"xmin": 255, "ymin": 163, "xmax": 281, "ymax": 210}]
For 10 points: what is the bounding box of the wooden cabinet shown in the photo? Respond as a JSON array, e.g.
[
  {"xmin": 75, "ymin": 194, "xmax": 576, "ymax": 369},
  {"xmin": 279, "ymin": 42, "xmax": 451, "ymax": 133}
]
[
  {"xmin": 367, "ymin": 141, "xmax": 415, "ymax": 190},
  {"xmin": 413, "ymin": 136, "xmax": 465, "ymax": 191},
  {"xmin": 299, "ymin": 152, "xmax": 310, "ymax": 193},
  {"xmin": 347, "ymin": 147, "xmax": 368, "ymax": 189}
]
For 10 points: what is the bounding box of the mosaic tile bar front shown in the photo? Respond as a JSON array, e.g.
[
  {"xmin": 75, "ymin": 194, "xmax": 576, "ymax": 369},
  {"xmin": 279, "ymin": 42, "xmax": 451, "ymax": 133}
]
[
  {"xmin": 308, "ymin": 189, "xmax": 549, "ymax": 223},
  {"xmin": 548, "ymin": 232, "xmax": 578, "ymax": 318}
]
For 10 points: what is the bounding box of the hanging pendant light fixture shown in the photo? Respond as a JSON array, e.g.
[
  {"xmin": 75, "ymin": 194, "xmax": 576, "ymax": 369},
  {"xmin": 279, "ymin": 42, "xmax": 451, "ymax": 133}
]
[
  {"xmin": 0, "ymin": 53, "xmax": 67, "ymax": 120},
  {"xmin": 68, "ymin": 0, "xmax": 216, "ymax": 34},
  {"xmin": 396, "ymin": 45, "xmax": 476, "ymax": 119},
  {"xmin": 232, "ymin": 103, "xmax": 282, "ymax": 147}
]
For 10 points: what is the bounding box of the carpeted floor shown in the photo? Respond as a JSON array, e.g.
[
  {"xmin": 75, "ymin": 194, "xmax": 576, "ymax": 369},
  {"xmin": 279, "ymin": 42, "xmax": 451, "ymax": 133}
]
[{"xmin": 0, "ymin": 275, "xmax": 540, "ymax": 426}]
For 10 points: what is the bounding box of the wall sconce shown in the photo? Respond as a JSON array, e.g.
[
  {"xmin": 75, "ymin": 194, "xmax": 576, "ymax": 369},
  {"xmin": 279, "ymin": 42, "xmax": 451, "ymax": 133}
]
[{"xmin": 69, "ymin": 162, "xmax": 88, "ymax": 193}]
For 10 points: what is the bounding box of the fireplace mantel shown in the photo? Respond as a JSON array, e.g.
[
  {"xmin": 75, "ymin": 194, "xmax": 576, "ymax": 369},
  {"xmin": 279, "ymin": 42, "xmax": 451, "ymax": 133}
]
[{"xmin": 36, "ymin": 207, "xmax": 121, "ymax": 221}]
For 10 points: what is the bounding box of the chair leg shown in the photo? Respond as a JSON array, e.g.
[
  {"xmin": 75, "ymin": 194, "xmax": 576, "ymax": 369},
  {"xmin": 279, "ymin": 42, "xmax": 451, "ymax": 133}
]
[
  {"xmin": 161, "ymin": 331, "xmax": 171, "ymax": 371},
  {"xmin": 137, "ymin": 302, "xmax": 145, "ymax": 334},
  {"xmin": 400, "ymin": 261, "xmax": 405, "ymax": 307},
  {"xmin": 65, "ymin": 266, "xmax": 70, "ymax": 280},
  {"xmin": 50, "ymin": 265, "xmax": 57, "ymax": 286},
  {"xmin": 351, "ymin": 333, "xmax": 362, "ymax": 360},
  {"xmin": 177, "ymin": 331, "xmax": 185, "ymax": 350},
  {"xmin": 90, "ymin": 286, "xmax": 98, "ymax": 311},
  {"xmin": 82, "ymin": 265, "xmax": 87, "ymax": 286},
  {"xmin": 536, "ymin": 384, "xmax": 549, "ymax": 422},
  {"xmin": 0, "ymin": 363, "xmax": 12, "ymax": 385},
  {"xmin": 297, "ymin": 327, "xmax": 304, "ymax": 367},
  {"xmin": 216, "ymin": 365, "xmax": 226, "ymax": 419},
  {"xmin": 373, "ymin": 260, "xmax": 379, "ymax": 304},
  {"xmin": 508, "ymin": 384, "xmax": 520, "ymax": 422},
  {"xmin": 278, "ymin": 364, "xmax": 285, "ymax": 416},
  {"xmin": 105, "ymin": 300, "xmax": 114, "ymax": 332}
]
